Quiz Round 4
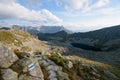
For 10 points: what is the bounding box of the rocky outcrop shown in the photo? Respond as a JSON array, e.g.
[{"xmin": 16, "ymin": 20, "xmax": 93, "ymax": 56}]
[
  {"xmin": 35, "ymin": 54, "xmax": 70, "ymax": 80},
  {"xmin": 0, "ymin": 45, "xmax": 44, "ymax": 80},
  {"xmin": 0, "ymin": 69, "xmax": 18, "ymax": 80},
  {"xmin": 0, "ymin": 45, "xmax": 120, "ymax": 80},
  {"xmin": 11, "ymin": 54, "xmax": 44, "ymax": 80},
  {"xmin": 0, "ymin": 45, "xmax": 19, "ymax": 68}
]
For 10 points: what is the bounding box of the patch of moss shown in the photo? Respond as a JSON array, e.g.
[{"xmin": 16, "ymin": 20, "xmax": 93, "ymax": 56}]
[{"xmin": 49, "ymin": 55, "xmax": 66, "ymax": 67}]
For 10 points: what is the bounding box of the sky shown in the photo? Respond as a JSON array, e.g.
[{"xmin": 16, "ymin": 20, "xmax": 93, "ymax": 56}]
[{"xmin": 0, "ymin": 0, "xmax": 120, "ymax": 32}]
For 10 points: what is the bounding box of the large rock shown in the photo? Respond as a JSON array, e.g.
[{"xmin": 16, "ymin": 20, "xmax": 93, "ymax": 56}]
[
  {"xmin": 0, "ymin": 45, "xmax": 19, "ymax": 68},
  {"xmin": 0, "ymin": 69, "xmax": 18, "ymax": 80},
  {"xmin": 12, "ymin": 57, "xmax": 44, "ymax": 80}
]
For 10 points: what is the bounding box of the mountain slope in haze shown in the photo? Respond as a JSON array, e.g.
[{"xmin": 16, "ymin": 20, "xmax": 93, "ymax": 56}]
[
  {"xmin": 70, "ymin": 25, "xmax": 120, "ymax": 41},
  {"xmin": 69, "ymin": 25, "xmax": 120, "ymax": 50},
  {"xmin": 37, "ymin": 25, "xmax": 120, "ymax": 51},
  {"xmin": 37, "ymin": 30, "xmax": 69, "ymax": 41},
  {"xmin": 11, "ymin": 25, "xmax": 72, "ymax": 34},
  {"xmin": 38, "ymin": 26, "xmax": 72, "ymax": 33}
]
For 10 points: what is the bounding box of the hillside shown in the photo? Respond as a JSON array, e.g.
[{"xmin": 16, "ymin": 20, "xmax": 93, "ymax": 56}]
[
  {"xmin": 37, "ymin": 30, "xmax": 69, "ymax": 41},
  {"xmin": 36, "ymin": 25, "xmax": 120, "ymax": 67},
  {"xmin": 0, "ymin": 29, "xmax": 49, "ymax": 52},
  {"xmin": 37, "ymin": 25, "xmax": 120, "ymax": 51},
  {"xmin": 0, "ymin": 29, "xmax": 120, "ymax": 80},
  {"xmin": 69, "ymin": 25, "xmax": 120, "ymax": 49}
]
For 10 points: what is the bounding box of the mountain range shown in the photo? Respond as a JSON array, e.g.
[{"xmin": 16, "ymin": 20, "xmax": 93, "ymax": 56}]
[{"xmin": 11, "ymin": 25, "xmax": 72, "ymax": 34}]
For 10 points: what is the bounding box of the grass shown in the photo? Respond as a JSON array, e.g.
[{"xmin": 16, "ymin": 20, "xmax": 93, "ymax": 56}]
[
  {"xmin": 65, "ymin": 55, "xmax": 120, "ymax": 79},
  {"xmin": 0, "ymin": 30, "xmax": 22, "ymax": 46},
  {"xmin": 49, "ymin": 54, "xmax": 67, "ymax": 67},
  {"xmin": 0, "ymin": 30, "xmax": 16, "ymax": 44}
]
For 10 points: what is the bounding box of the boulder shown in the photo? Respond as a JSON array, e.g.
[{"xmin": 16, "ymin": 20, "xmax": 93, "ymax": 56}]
[
  {"xmin": 12, "ymin": 58, "xmax": 33, "ymax": 73},
  {"xmin": 0, "ymin": 45, "xmax": 19, "ymax": 68},
  {"xmin": 0, "ymin": 69, "xmax": 18, "ymax": 80},
  {"xmin": 11, "ymin": 57, "xmax": 44, "ymax": 80},
  {"xmin": 66, "ymin": 61, "xmax": 73, "ymax": 69}
]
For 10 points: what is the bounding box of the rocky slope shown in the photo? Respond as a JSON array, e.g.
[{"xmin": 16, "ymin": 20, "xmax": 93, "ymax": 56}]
[{"xmin": 0, "ymin": 45, "xmax": 120, "ymax": 80}]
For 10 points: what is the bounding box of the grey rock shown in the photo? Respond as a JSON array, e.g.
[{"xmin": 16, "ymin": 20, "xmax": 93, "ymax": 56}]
[
  {"xmin": 66, "ymin": 61, "xmax": 73, "ymax": 69},
  {"xmin": 104, "ymin": 70, "xmax": 119, "ymax": 80},
  {"xmin": 43, "ymin": 60, "xmax": 49, "ymax": 67},
  {"xmin": 0, "ymin": 69, "xmax": 18, "ymax": 80},
  {"xmin": 18, "ymin": 74, "xmax": 38, "ymax": 80},
  {"xmin": 49, "ymin": 77, "xmax": 57, "ymax": 80},
  {"xmin": 12, "ymin": 57, "xmax": 44, "ymax": 80},
  {"xmin": 56, "ymin": 71, "xmax": 69, "ymax": 80},
  {"xmin": 0, "ymin": 45, "xmax": 19, "ymax": 68},
  {"xmin": 17, "ymin": 58, "xmax": 33, "ymax": 73},
  {"xmin": 46, "ymin": 65, "xmax": 62, "ymax": 71},
  {"xmin": 90, "ymin": 72, "xmax": 101, "ymax": 78},
  {"xmin": 46, "ymin": 59, "xmax": 56, "ymax": 65},
  {"xmin": 90, "ymin": 66, "xmax": 97, "ymax": 72},
  {"xmin": 48, "ymin": 71, "xmax": 56, "ymax": 79}
]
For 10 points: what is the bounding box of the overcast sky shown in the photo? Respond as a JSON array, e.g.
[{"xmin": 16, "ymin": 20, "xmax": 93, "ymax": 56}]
[{"xmin": 0, "ymin": 0, "xmax": 120, "ymax": 32}]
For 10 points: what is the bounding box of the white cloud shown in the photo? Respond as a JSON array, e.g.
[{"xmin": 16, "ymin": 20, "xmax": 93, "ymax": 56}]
[
  {"xmin": 0, "ymin": 0, "xmax": 62, "ymax": 23},
  {"xmin": 56, "ymin": 0, "xmax": 110, "ymax": 11},
  {"xmin": 93, "ymin": 0, "xmax": 109, "ymax": 7},
  {"xmin": 41, "ymin": 9, "xmax": 62, "ymax": 23},
  {"xmin": 64, "ymin": 0, "xmax": 89, "ymax": 10},
  {"xmin": 64, "ymin": 15, "xmax": 120, "ymax": 32}
]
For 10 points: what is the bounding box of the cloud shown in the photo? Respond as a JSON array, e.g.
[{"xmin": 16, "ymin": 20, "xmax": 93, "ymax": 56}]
[
  {"xmin": 41, "ymin": 9, "xmax": 62, "ymax": 23},
  {"xmin": 56, "ymin": 0, "xmax": 110, "ymax": 11},
  {"xmin": 64, "ymin": 0, "xmax": 89, "ymax": 10},
  {"xmin": 93, "ymin": 0, "xmax": 109, "ymax": 7},
  {"xmin": 0, "ymin": 0, "xmax": 62, "ymax": 23}
]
